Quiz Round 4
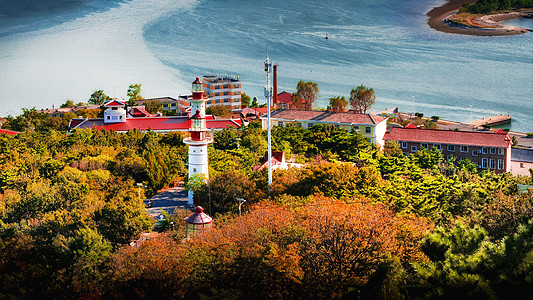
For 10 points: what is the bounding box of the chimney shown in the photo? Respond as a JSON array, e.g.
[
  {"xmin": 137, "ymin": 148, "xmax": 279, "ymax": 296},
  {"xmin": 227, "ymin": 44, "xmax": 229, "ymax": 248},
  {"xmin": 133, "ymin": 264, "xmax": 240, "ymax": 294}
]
[{"xmin": 273, "ymin": 65, "xmax": 278, "ymax": 107}]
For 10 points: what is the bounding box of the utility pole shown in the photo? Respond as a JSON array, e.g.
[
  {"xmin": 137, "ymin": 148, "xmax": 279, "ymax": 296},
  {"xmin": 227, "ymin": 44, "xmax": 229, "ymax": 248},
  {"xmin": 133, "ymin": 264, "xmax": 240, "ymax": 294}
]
[{"xmin": 264, "ymin": 50, "xmax": 273, "ymax": 197}]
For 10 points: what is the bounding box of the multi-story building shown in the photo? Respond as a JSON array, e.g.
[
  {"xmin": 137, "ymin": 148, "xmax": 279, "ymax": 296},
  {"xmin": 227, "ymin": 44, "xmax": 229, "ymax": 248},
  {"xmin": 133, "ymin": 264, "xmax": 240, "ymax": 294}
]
[
  {"xmin": 261, "ymin": 108, "xmax": 388, "ymax": 148},
  {"xmin": 202, "ymin": 75, "xmax": 241, "ymax": 110},
  {"xmin": 384, "ymin": 125, "xmax": 513, "ymax": 173}
]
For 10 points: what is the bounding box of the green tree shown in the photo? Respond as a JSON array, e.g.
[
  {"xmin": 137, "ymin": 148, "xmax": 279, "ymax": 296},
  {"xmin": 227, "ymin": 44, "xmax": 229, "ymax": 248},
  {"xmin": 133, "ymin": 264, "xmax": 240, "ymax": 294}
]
[
  {"xmin": 241, "ymin": 92, "xmax": 251, "ymax": 108},
  {"xmin": 127, "ymin": 84, "xmax": 144, "ymax": 106},
  {"xmin": 328, "ymin": 96, "xmax": 348, "ymax": 112},
  {"xmin": 60, "ymin": 100, "xmax": 76, "ymax": 108},
  {"xmin": 295, "ymin": 81, "xmax": 319, "ymax": 110},
  {"xmin": 350, "ymin": 84, "xmax": 376, "ymax": 114},
  {"xmin": 88, "ymin": 90, "xmax": 111, "ymax": 105}
]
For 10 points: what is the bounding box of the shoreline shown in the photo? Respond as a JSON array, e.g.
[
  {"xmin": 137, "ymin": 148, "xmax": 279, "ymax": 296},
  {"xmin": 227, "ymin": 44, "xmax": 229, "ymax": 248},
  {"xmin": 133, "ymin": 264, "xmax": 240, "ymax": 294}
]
[{"xmin": 427, "ymin": 0, "xmax": 532, "ymax": 36}]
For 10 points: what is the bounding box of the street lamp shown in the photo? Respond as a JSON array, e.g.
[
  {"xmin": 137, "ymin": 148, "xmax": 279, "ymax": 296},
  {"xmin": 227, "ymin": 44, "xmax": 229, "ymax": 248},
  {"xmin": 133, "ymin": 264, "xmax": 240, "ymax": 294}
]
[{"xmin": 236, "ymin": 198, "xmax": 246, "ymax": 216}]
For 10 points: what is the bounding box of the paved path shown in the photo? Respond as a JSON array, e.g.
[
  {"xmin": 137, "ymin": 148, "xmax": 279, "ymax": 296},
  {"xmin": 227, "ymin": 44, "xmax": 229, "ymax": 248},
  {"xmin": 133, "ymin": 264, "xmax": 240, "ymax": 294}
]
[{"xmin": 146, "ymin": 186, "xmax": 191, "ymax": 219}]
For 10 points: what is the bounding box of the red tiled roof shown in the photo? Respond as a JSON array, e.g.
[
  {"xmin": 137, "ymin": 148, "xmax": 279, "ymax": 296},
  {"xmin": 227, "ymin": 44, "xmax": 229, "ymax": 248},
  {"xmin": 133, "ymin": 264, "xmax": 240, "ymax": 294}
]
[
  {"xmin": 104, "ymin": 99, "xmax": 126, "ymax": 107},
  {"xmin": 241, "ymin": 107, "xmax": 268, "ymax": 116},
  {"xmin": 384, "ymin": 127, "xmax": 512, "ymax": 148},
  {"xmin": 0, "ymin": 129, "xmax": 19, "ymax": 136},
  {"xmin": 270, "ymin": 109, "xmax": 387, "ymax": 125},
  {"xmin": 70, "ymin": 116, "xmax": 240, "ymax": 132},
  {"xmin": 129, "ymin": 106, "xmax": 157, "ymax": 118},
  {"xmin": 277, "ymin": 92, "xmax": 293, "ymax": 104}
]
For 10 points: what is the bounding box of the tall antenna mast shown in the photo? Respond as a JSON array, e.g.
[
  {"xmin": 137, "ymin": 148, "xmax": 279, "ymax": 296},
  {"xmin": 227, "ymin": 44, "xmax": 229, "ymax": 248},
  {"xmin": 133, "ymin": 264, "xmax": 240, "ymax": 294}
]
[{"xmin": 264, "ymin": 43, "xmax": 273, "ymax": 197}]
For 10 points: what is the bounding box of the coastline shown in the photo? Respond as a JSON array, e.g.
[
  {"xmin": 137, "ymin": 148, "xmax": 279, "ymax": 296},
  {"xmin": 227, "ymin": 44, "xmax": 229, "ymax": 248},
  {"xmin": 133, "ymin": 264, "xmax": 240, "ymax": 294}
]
[{"xmin": 427, "ymin": 0, "xmax": 532, "ymax": 36}]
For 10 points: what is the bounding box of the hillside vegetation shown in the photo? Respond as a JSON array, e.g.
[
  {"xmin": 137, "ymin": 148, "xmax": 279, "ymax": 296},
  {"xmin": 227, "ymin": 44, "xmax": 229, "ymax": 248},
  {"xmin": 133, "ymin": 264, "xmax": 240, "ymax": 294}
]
[{"xmin": 1, "ymin": 120, "xmax": 533, "ymax": 298}]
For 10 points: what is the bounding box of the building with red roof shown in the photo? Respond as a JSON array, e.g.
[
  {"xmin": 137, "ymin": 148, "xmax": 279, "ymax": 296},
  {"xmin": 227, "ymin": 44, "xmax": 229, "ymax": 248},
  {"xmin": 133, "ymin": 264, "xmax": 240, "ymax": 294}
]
[
  {"xmin": 384, "ymin": 126, "xmax": 512, "ymax": 173},
  {"xmin": 262, "ymin": 109, "xmax": 388, "ymax": 148},
  {"xmin": 275, "ymin": 91, "xmax": 305, "ymax": 109},
  {"xmin": 0, "ymin": 129, "xmax": 19, "ymax": 136},
  {"xmin": 69, "ymin": 116, "xmax": 241, "ymax": 134}
]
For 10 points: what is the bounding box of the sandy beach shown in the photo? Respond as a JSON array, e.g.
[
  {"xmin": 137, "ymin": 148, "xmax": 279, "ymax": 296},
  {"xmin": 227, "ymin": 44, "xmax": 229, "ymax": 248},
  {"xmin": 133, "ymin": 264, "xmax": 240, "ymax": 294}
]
[{"xmin": 427, "ymin": 0, "xmax": 532, "ymax": 36}]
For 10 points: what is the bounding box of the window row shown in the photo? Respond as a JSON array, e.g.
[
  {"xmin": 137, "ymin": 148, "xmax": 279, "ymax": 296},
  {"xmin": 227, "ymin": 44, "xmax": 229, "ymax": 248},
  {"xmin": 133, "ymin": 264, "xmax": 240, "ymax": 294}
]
[{"xmin": 402, "ymin": 142, "xmax": 504, "ymax": 155}]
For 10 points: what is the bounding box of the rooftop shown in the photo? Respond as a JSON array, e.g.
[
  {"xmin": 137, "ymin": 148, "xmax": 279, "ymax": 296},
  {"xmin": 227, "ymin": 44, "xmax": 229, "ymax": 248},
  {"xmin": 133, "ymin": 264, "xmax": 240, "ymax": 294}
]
[
  {"xmin": 269, "ymin": 109, "xmax": 387, "ymax": 125},
  {"xmin": 384, "ymin": 127, "xmax": 512, "ymax": 148},
  {"xmin": 512, "ymin": 148, "xmax": 533, "ymax": 163},
  {"xmin": 70, "ymin": 116, "xmax": 241, "ymax": 132}
]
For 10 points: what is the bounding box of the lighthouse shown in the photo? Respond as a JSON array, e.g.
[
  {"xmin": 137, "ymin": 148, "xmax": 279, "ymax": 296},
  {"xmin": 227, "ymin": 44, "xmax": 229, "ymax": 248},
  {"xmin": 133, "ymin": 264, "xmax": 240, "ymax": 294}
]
[{"xmin": 183, "ymin": 78, "xmax": 213, "ymax": 205}]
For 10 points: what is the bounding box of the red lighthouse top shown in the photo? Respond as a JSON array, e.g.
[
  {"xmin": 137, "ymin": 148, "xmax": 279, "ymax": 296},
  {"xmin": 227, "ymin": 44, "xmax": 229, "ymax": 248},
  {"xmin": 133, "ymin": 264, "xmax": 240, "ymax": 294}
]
[{"xmin": 192, "ymin": 77, "xmax": 205, "ymax": 100}]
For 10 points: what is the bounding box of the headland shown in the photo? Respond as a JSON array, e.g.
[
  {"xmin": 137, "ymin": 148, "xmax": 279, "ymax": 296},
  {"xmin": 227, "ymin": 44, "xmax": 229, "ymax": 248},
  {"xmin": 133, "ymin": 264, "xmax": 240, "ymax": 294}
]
[{"xmin": 427, "ymin": 0, "xmax": 533, "ymax": 36}]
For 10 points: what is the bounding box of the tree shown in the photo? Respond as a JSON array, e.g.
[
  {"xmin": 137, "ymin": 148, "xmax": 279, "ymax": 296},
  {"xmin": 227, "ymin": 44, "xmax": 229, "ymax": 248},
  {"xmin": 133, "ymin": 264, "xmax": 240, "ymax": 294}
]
[
  {"xmin": 350, "ymin": 84, "xmax": 375, "ymax": 114},
  {"xmin": 60, "ymin": 100, "xmax": 76, "ymax": 108},
  {"xmin": 206, "ymin": 104, "xmax": 232, "ymax": 118},
  {"xmin": 88, "ymin": 90, "xmax": 111, "ymax": 105},
  {"xmin": 144, "ymin": 100, "xmax": 162, "ymax": 114},
  {"xmin": 328, "ymin": 96, "xmax": 348, "ymax": 112},
  {"xmin": 250, "ymin": 97, "xmax": 259, "ymax": 108},
  {"xmin": 127, "ymin": 84, "xmax": 144, "ymax": 106},
  {"xmin": 295, "ymin": 81, "xmax": 319, "ymax": 110},
  {"xmin": 241, "ymin": 92, "xmax": 251, "ymax": 108}
]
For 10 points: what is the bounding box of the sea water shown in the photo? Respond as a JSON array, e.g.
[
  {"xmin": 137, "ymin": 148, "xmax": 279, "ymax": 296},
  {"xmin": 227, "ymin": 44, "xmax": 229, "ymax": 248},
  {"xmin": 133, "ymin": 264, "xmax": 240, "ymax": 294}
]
[{"xmin": 0, "ymin": 0, "xmax": 531, "ymax": 132}]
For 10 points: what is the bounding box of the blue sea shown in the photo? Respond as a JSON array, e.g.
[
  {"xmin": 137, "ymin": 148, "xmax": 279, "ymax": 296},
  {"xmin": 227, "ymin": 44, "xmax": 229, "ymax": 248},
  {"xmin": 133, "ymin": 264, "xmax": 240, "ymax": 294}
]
[{"xmin": 0, "ymin": 0, "xmax": 532, "ymax": 132}]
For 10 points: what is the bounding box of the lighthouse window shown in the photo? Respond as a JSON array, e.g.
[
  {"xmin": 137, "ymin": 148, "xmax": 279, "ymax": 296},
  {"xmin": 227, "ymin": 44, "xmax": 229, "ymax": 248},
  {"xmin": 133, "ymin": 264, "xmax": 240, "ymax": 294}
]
[{"xmin": 193, "ymin": 168, "xmax": 196, "ymax": 172}]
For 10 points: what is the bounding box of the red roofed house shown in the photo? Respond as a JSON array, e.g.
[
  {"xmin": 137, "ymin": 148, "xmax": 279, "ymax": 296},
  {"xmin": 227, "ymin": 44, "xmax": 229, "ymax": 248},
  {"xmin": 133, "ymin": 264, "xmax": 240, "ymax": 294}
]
[
  {"xmin": 0, "ymin": 129, "xmax": 19, "ymax": 136},
  {"xmin": 262, "ymin": 109, "xmax": 389, "ymax": 148},
  {"xmin": 275, "ymin": 91, "xmax": 305, "ymax": 109},
  {"xmin": 384, "ymin": 126, "xmax": 513, "ymax": 173},
  {"xmin": 69, "ymin": 98, "xmax": 242, "ymax": 134}
]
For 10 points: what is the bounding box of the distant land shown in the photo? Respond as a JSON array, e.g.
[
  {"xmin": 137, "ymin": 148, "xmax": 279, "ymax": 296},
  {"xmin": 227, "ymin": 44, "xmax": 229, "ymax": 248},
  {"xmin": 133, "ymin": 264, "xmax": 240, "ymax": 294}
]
[{"xmin": 427, "ymin": 0, "xmax": 533, "ymax": 35}]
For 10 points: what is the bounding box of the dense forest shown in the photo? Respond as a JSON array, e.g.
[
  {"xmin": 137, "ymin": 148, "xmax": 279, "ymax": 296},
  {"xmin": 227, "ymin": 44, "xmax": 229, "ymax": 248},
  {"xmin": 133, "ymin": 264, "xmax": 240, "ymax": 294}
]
[
  {"xmin": 462, "ymin": 0, "xmax": 533, "ymax": 14},
  {"xmin": 1, "ymin": 113, "xmax": 533, "ymax": 299}
]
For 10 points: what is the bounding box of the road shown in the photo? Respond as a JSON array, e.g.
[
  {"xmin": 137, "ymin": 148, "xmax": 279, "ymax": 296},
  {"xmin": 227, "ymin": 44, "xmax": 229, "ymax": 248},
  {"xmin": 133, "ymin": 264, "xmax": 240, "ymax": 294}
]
[{"xmin": 146, "ymin": 185, "xmax": 191, "ymax": 219}]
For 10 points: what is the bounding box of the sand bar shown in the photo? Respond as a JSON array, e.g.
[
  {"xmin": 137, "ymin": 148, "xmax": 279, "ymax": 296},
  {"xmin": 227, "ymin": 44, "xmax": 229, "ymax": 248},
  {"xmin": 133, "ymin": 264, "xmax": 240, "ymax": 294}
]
[{"xmin": 427, "ymin": 0, "xmax": 532, "ymax": 36}]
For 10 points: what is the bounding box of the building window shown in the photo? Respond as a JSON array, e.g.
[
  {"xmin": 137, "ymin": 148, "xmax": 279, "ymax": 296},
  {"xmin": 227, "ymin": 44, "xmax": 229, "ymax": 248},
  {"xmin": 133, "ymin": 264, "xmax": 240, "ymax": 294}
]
[
  {"xmin": 473, "ymin": 150, "xmax": 479, "ymax": 156},
  {"xmin": 482, "ymin": 147, "xmax": 488, "ymax": 154},
  {"xmin": 401, "ymin": 141, "xmax": 407, "ymax": 149},
  {"xmin": 193, "ymin": 168, "xmax": 196, "ymax": 173},
  {"xmin": 107, "ymin": 116, "xmax": 110, "ymax": 120},
  {"xmin": 498, "ymin": 159, "xmax": 504, "ymax": 170},
  {"xmin": 460, "ymin": 145, "xmax": 468, "ymax": 153},
  {"xmin": 278, "ymin": 121, "xmax": 283, "ymax": 126},
  {"xmin": 421, "ymin": 143, "xmax": 428, "ymax": 149},
  {"xmin": 490, "ymin": 159, "xmax": 495, "ymax": 169},
  {"xmin": 411, "ymin": 146, "xmax": 417, "ymax": 152},
  {"xmin": 490, "ymin": 148, "xmax": 496, "ymax": 154},
  {"xmin": 352, "ymin": 126, "xmax": 359, "ymax": 131},
  {"xmin": 224, "ymin": 99, "xmax": 229, "ymax": 103},
  {"xmin": 498, "ymin": 148, "xmax": 504, "ymax": 155},
  {"xmin": 482, "ymin": 158, "xmax": 488, "ymax": 168},
  {"xmin": 365, "ymin": 127, "xmax": 371, "ymax": 134},
  {"xmin": 433, "ymin": 144, "xmax": 441, "ymax": 150},
  {"xmin": 215, "ymin": 99, "xmax": 220, "ymax": 104},
  {"xmin": 447, "ymin": 145, "xmax": 455, "ymax": 152},
  {"xmin": 520, "ymin": 163, "xmax": 524, "ymax": 168}
]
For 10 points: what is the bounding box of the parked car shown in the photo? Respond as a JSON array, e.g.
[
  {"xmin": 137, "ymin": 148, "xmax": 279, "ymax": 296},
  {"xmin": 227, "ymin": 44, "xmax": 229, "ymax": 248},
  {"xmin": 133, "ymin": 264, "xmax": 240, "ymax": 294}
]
[{"xmin": 143, "ymin": 199, "xmax": 152, "ymax": 208}]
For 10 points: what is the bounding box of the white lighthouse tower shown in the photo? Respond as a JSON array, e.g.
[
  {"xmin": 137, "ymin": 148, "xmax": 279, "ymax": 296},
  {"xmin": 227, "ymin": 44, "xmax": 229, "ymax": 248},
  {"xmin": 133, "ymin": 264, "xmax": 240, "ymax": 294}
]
[{"xmin": 183, "ymin": 78, "xmax": 213, "ymax": 205}]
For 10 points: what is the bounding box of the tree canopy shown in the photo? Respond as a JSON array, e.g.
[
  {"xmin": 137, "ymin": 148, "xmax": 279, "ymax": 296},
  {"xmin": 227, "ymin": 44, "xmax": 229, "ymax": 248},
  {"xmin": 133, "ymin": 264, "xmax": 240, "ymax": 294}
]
[
  {"xmin": 295, "ymin": 81, "xmax": 319, "ymax": 110},
  {"xmin": 350, "ymin": 84, "xmax": 376, "ymax": 114}
]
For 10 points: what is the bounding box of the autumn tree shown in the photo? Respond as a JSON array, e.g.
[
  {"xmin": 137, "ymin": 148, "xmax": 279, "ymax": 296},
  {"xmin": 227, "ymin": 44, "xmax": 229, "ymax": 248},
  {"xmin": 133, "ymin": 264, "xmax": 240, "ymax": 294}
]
[
  {"xmin": 206, "ymin": 104, "xmax": 232, "ymax": 118},
  {"xmin": 295, "ymin": 81, "xmax": 319, "ymax": 110},
  {"xmin": 328, "ymin": 96, "xmax": 348, "ymax": 111},
  {"xmin": 350, "ymin": 84, "xmax": 375, "ymax": 114}
]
